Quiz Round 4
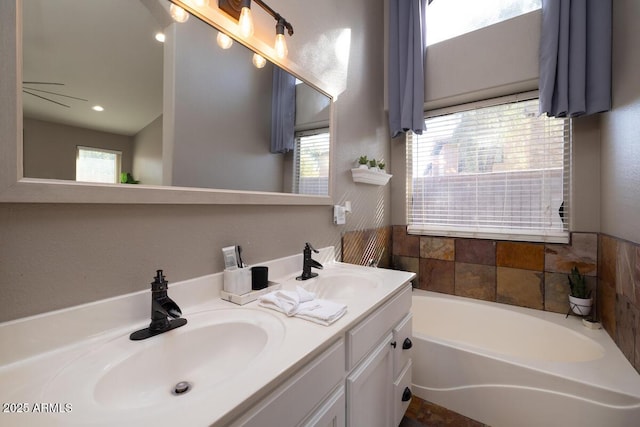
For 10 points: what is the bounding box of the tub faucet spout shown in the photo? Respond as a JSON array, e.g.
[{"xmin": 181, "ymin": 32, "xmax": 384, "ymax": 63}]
[{"xmin": 130, "ymin": 270, "xmax": 187, "ymax": 340}]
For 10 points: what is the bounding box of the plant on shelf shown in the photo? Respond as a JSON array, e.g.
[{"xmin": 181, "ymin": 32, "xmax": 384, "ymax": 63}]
[
  {"xmin": 358, "ymin": 155, "xmax": 369, "ymax": 169},
  {"xmin": 368, "ymin": 159, "xmax": 378, "ymax": 170},
  {"xmin": 120, "ymin": 172, "xmax": 139, "ymax": 184},
  {"xmin": 568, "ymin": 266, "xmax": 592, "ymax": 316},
  {"xmin": 377, "ymin": 161, "xmax": 386, "ymax": 171}
]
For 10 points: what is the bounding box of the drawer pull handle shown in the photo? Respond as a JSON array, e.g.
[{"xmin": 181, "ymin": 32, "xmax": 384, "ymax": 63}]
[
  {"xmin": 402, "ymin": 387, "xmax": 412, "ymax": 402},
  {"xmin": 402, "ymin": 338, "xmax": 413, "ymax": 350},
  {"xmin": 390, "ymin": 341, "xmax": 397, "ymax": 348}
]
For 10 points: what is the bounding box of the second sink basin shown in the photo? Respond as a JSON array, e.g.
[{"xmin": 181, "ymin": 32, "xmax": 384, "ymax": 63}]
[
  {"xmin": 300, "ymin": 270, "xmax": 382, "ymax": 300},
  {"xmin": 42, "ymin": 308, "xmax": 285, "ymax": 411}
]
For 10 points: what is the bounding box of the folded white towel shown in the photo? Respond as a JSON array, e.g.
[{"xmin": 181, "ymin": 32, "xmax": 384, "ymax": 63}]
[
  {"xmin": 294, "ymin": 299, "xmax": 347, "ymax": 326},
  {"xmin": 258, "ymin": 286, "xmax": 316, "ymax": 316}
]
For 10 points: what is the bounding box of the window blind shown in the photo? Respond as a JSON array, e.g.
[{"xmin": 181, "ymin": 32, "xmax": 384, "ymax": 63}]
[
  {"xmin": 407, "ymin": 96, "xmax": 570, "ymax": 243},
  {"xmin": 293, "ymin": 129, "xmax": 330, "ymax": 195}
]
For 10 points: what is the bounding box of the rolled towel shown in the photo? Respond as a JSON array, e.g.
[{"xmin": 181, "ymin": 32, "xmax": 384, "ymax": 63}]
[
  {"xmin": 295, "ymin": 299, "xmax": 347, "ymax": 326},
  {"xmin": 258, "ymin": 286, "xmax": 316, "ymax": 316}
]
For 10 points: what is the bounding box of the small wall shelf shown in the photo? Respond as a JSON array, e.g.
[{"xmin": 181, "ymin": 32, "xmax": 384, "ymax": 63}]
[{"xmin": 351, "ymin": 168, "xmax": 392, "ymax": 186}]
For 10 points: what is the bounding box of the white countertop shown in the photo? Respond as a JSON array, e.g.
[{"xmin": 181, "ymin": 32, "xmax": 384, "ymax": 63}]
[{"xmin": 0, "ymin": 247, "xmax": 414, "ymax": 426}]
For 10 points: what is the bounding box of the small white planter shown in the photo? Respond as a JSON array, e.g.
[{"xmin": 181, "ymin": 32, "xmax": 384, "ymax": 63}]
[
  {"xmin": 351, "ymin": 168, "xmax": 393, "ymax": 186},
  {"xmin": 568, "ymin": 295, "xmax": 592, "ymax": 316}
]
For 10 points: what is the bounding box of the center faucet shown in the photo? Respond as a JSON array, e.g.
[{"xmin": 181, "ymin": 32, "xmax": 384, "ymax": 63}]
[
  {"xmin": 296, "ymin": 242, "xmax": 323, "ymax": 280},
  {"xmin": 130, "ymin": 270, "xmax": 187, "ymax": 340}
]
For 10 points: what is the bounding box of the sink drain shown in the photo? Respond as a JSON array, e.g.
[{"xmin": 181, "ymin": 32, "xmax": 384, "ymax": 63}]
[{"xmin": 172, "ymin": 381, "xmax": 192, "ymax": 396}]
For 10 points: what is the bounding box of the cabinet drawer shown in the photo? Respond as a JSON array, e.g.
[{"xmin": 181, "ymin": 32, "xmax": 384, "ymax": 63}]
[
  {"xmin": 392, "ymin": 313, "xmax": 413, "ymax": 378},
  {"xmin": 393, "ymin": 359, "xmax": 413, "ymax": 427},
  {"xmin": 232, "ymin": 338, "xmax": 345, "ymax": 427},
  {"xmin": 299, "ymin": 385, "xmax": 345, "ymax": 427},
  {"xmin": 346, "ymin": 285, "xmax": 411, "ymax": 370}
]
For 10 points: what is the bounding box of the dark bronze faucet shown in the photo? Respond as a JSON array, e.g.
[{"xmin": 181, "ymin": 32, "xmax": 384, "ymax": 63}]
[
  {"xmin": 130, "ymin": 270, "xmax": 187, "ymax": 340},
  {"xmin": 296, "ymin": 242, "xmax": 323, "ymax": 280}
]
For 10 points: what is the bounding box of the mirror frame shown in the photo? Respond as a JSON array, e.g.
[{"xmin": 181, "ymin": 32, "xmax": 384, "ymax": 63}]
[{"xmin": 0, "ymin": 0, "xmax": 335, "ymax": 204}]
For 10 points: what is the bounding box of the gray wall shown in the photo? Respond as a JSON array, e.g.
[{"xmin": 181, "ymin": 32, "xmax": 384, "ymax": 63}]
[
  {"xmin": 600, "ymin": 0, "xmax": 640, "ymax": 245},
  {"xmin": 0, "ymin": 0, "xmax": 389, "ymax": 322},
  {"xmin": 133, "ymin": 115, "xmax": 163, "ymax": 185},
  {"xmin": 170, "ymin": 14, "xmax": 282, "ymax": 192},
  {"xmin": 23, "ymin": 118, "xmax": 134, "ymax": 181}
]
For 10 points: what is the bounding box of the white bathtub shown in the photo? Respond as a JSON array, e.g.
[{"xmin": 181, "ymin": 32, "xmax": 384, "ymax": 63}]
[{"xmin": 411, "ymin": 290, "xmax": 640, "ymax": 427}]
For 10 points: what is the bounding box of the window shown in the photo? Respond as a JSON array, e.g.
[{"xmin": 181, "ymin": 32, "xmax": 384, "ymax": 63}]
[
  {"xmin": 426, "ymin": 0, "xmax": 541, "ymax": 46},
  {"xmin": 76, "ymin": 146, "xmax": 122, "ymax": 184},
  {"xmin": 407, "ymin": 94, "xmax": 570, "ymax": 243},
  {"xmin": 293, "ymin": 129, "xmax": 330, "ymax": 195}
]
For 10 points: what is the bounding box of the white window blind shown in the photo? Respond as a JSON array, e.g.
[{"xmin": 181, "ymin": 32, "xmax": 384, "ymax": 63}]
[
  {"xmin": 76, "ymin": 146, "xmax": 121, "ymax": 184},
  {"xmin": 294, "ymin": 129, "xmax": 330, "ymax": 195},
  {"xmin": 407, "ymin": 95, "xmax": 570, "ymax": 243}
]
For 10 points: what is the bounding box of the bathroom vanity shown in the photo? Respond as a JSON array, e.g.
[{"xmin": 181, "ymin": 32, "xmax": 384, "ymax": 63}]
[{"xmin": 0, "ymin": 248, "xmax": 414, "ymax": 426}]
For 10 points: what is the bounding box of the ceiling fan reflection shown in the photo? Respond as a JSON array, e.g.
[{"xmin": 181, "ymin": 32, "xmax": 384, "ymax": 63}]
[{"xmin": 22, "ymin": 82, "xmax": 88, "ymax": 108}]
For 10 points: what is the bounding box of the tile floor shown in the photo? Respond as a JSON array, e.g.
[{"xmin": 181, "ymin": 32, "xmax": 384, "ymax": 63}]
[{"xmin": 400, "ymin": 396, "xmax": 488, "ymax": 427}]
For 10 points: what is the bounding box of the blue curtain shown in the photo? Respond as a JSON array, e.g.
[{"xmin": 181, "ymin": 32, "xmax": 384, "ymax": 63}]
[
  {"xmin": 388, "ymin": 0, "xmax": 426, "ymax": 138},
  {"xmin": 270, "ymin": 67, "xmax": 296, "ymax": 153},
  {"xmin": 539, "ymin": 0, "xmax": 612, "ymax": 118}
]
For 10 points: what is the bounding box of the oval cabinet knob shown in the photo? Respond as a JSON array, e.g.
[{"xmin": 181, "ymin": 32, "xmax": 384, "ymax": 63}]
[
  {"xmin": 402, "ymin": 337, "xmax": 413, "ymax": 350},
  {"xmin": 402, "ymin": 387, "xmax": 412, "ymax": 402}
]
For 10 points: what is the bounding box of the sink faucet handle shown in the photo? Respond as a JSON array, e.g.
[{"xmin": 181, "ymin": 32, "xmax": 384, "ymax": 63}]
[
  {"xmin": 305, "ymin": 242, "xmax": 319, "ymax": 253},
  {"xmin": 152, "ymin": 269, "xmax": 168, "ymax": 291}
]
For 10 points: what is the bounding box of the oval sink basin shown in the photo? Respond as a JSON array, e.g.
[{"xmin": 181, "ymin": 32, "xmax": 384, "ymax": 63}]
[
  {"xmin": 42, "ymin": 308, "xmax": 285, "ymax": 410},
  {"xmin": 300, "ymin": 271, "xmax": 381, "ymax": 299}
]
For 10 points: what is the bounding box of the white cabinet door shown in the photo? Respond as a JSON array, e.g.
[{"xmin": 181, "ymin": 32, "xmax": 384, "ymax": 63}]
[{"xmin": 346, "ymin": 333, "xmax": 394, "ymax": 427}]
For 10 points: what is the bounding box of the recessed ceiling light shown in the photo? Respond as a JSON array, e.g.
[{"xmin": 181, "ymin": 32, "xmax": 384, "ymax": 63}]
[
  {"xmin": 92, "ymin": 105, "xmax": 104, "ymax": 112},
  {"xmin": 155, "ymin": 32, "xmax": 166, "ymax": 43}
]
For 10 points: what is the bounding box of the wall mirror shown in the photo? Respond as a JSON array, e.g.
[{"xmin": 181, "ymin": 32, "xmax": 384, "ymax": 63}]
[{"xmin": 1, "ymin": 0, "xmax": 333, "ymax": 204}]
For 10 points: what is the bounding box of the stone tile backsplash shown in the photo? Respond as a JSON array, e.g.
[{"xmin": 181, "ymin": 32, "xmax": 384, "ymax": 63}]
[{"xmin": 388, "ymin": 226, "xmax": 640, "ymax": 373}]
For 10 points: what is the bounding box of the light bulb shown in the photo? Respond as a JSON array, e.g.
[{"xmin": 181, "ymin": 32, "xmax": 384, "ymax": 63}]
[
  {"xmin": 216, "ymin": 32, "xmax": 233, "ymax": 49},
  {"xmin": 274, "ymin": 33, "xmax": 288, "ymax": 59},
  {"xmin": 252, "ymin": 53, "xmax": 266, "ymax": 68},
  {"xmin": 191, "ymin": 0, "xmax": 209, "ymax": 7},
  {"xmin": 169, "ymin": 4, "xmax": 189, "ymax": 23},
  {"xmin": 238, "ymin": 7, "xmax": 254, "ymax": 38}
]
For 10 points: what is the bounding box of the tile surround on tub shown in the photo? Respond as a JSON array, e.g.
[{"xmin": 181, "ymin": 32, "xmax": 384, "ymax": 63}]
[
  {"xmin": 497, "ymin": 241, "xmax": 545, "ymax": 271},
  {"xmin": 346, "ymin": 227, "xmax": 640, "ymax": 374}
]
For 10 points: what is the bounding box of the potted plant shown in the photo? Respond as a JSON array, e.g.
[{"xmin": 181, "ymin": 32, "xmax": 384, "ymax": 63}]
[
  {"xmin": 120, "ymin": 172, "xmax": 139, "ymax": 184},
  {"xmin": 358, "ymin": 155, "xmax": 369, "ymax": 169},
  {"xmin": 368, "ymin": 158, "xmax": 379, "ymax": 171},
  {"xmin": 568, "ymin": 266, "xmax": 592, "ymax": 316},
  {"xmin": 377, "ymin": 161, "xmax": 386, "ymax": 172}
]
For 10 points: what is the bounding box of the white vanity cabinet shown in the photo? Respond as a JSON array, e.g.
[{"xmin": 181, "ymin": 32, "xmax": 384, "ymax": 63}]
[
  {"xmin": 228, "ymin": 282, "xmax": 413, "ymax": 427},
  {"xmin": 229, "ymin": 339, "xmax": 346, "ymax": 427},
  {"xmin": 346, "ymin": 285, "xmax": 413, "ymax": 427}
]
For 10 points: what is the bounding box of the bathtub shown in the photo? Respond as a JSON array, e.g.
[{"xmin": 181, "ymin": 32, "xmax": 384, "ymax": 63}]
[{"xmin": 411, "ymin": 290, "xmax": 640, "ymax": 427}]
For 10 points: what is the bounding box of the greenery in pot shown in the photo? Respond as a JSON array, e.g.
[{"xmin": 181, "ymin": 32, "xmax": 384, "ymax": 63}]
[
  {"xmin": 358, "ymin": 155, "xmax": 369, "ymax": 166},
  {"xmin": 120, "ymin": 172, "xmax": 139, "ymax": 184},
  {"xmin": 568, "ymin": 266, "xmax": 590, "ymax": 299},
  {"xmin": 368, "ymin": 159, "xmax": 378, "ymax": 169},
  {"xmin": 377, "ymin": 161, "xmax": 386, "ymax": 171}
]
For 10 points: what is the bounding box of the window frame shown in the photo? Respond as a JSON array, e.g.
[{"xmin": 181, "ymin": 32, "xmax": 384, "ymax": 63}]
[{"xmin": 406, "ymin": 91, "xmax": 571, "ymax": 243}]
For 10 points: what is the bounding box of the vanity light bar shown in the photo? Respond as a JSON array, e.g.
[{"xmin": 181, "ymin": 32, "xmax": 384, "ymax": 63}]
[{"xmin": 218, "ymin": 0, "xmax": 294, "ymax": 58}]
